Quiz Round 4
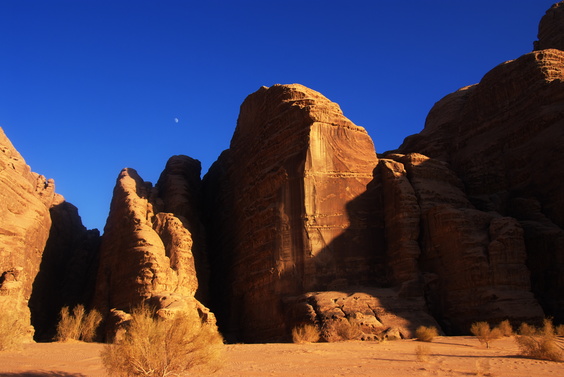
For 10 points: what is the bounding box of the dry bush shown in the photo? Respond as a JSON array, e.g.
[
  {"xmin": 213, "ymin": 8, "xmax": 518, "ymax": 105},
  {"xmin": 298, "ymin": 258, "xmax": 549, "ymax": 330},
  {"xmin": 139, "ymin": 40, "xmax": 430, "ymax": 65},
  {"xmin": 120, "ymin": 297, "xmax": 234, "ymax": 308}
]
[
  {"xmin": 497, "ymin": 320, "xmax": 513, "ymax": 337},
  {"xmin": 556, "ymin": 324, "xmax": 564, "ymax": 336},
  {"xmin": 55, "ymin": 305, "xmax": 102, "ymax": 342},
  {"xmin": 517, "ymin": 322, "xmax": 537, "ymax": 336},
  {"xmin": 470, "ymin": 322, "xmax": 502, "ymax": 349},
  {"xmin": 415, "ymin": 344, "xmax": 432, "ymax": 362},
  {"xmin": 415, "ymin": 325, "xmax": 438, "ymax": 342},
  {"xmin": 0, "ymin": 303, "xmax": 27, "ymax": 351},
  {"xmin": 292, "ymin": 324, "xmax": 320, "ymax": 344},
  {"xmin": 324, "ymin": 318, "xmax": 364, "ymax": 342},
  {"xmin": 515, "ymin": 318, "xmax": 564, "ymax": 362},
  {"xmin": 101, "ymin": 305, "xmax": 224, "ymax": 377}
]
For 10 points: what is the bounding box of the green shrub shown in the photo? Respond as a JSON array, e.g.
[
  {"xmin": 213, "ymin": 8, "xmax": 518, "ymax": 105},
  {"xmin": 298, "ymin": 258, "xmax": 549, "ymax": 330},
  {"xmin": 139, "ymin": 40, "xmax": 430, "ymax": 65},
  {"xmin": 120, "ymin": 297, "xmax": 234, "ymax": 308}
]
[
  {"xmin": 415, "ymin": 325, "xmax": 438, "ymax": 342},
  {"xmin": 292, "ymin": 324, "xmax": 320, "ymax": 344},
  {"xmin": 101, "ymin": 305, "xmax": 224, "ymax": 377},
  {"xmin": 55, "ymin": 305, "xmax": 102, "ymax": 342}
]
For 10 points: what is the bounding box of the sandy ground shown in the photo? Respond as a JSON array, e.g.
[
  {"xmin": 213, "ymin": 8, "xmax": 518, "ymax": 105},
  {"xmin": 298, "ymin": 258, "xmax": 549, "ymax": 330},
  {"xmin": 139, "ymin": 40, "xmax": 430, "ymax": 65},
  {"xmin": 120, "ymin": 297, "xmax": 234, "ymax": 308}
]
[{"xmin": 0, "ymin": 336, "xmax": 562, "ymax": 377}]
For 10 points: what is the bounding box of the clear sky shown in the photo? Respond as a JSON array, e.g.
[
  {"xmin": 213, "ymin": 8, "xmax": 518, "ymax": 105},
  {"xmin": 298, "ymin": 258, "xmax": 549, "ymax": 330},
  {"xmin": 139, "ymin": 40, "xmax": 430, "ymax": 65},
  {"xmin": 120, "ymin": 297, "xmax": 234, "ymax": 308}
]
[{"xmin": 0, "ymin": 0, "xmax": 557, "ymax": 231}]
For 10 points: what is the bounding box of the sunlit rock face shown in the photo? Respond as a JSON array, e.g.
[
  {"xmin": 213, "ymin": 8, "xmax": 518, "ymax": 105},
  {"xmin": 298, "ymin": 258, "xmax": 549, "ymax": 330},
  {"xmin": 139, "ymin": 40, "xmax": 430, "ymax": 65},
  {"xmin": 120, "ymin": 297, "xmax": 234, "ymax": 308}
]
[
  {"xmin": 92, "ymin": 156, "xmax": 214, "ymax": 340},
  {"xmin": 0, "ymin": 127, "xmax": 56, "ymax": 341},
  {"xmin": 203, "ymin": 84, "xmax": 385, "ymax": 341},
  {"xmin": 398, "ymin": 14, "xmax": 564, "ymax": 324}
]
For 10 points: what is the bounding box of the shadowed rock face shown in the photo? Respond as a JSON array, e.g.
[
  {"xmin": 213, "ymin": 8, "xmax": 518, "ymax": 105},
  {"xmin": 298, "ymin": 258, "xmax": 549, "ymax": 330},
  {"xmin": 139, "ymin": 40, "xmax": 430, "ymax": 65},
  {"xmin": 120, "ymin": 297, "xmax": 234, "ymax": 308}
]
[
  {"xmin": 398, "ymin": 3, "xmax": 564, "ymax": 323},
  {"xmin": 535, "ymin": 1, "xmax": 564, "ymax": 51},
  {"xmin": 0, "ymin": 127, "xmax": 56, "ymax": 340},
  {"xmin": 29, "ymin": 195, "xmax": 100, "ymax": 341}
]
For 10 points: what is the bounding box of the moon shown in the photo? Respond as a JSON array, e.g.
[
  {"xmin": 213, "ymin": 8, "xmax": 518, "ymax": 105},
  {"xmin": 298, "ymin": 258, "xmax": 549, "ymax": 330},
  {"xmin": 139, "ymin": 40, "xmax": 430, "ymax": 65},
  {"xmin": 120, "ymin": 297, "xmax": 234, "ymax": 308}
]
[{"xmin": 174, "ymin": 117, "xmax": 179, "ymax": 123}]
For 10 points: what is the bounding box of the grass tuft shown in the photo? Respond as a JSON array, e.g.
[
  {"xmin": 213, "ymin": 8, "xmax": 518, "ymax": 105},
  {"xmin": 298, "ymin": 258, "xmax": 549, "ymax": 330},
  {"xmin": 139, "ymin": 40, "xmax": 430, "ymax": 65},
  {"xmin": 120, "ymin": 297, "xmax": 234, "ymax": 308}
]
[
  {"xmin": 415, "ymin": 325, "xmax": 438, "ymax": 342},
  {"xmin": 292, "ymin": 324, "xmax": 320, "ymax": 344}
]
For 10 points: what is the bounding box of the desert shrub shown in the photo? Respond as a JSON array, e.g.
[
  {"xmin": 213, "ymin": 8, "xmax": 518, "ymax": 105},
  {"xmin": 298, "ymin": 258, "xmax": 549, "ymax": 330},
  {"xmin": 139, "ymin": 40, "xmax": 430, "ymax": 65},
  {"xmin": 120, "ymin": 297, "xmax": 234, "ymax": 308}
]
[
  {"xmin": 101, "ymin": 305, "xmax": 224, "ymax": 377},
  {"xmin": 324, "ymin": 318, "xmax": 364, "ymax": 342},
  {"xmin": 55, "ymin": 305, "xmax": 102, "ymax": 342},
  {"xmin": 292, "ymin": 324, "xmax": 320, "ymax": 344},
  {"xmin": 556, "ymin": 324, "xmax": 564, "ymax": 336},
  {"xmin": 415, "ymin": 344, "xmax": 432, "ymax": 362},
  {"xmin": 470, "ymin": 322, "xmax": 501, "ymax": 349},
  {"xmin": 415, "ymin": 325, "xmax": 438, "ymax": 342},
  {"xmin": 515, "ymin": 318, "xmax": 564, "ymax": 362},
  {"xmin": 518, "ymin": 322, "xmax": 537, "ymax": 336},
  {"xmin": 0, "ymin": 303, "xmax": 27, "ymax": 351},
  {"xmin": 497, "ymin": 320, "xmax": 513, "ymax": 337}
]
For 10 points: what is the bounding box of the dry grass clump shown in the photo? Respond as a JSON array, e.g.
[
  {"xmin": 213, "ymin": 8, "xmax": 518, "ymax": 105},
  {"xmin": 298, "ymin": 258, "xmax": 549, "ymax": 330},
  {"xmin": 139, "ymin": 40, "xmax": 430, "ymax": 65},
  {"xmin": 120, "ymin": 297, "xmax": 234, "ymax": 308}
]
[
  {"xmin": 415, "ymin": 344, "xmax": 432, "ymax": 362},
  {"xmin": 0, "ymin": 303, "xmax": 27, "ymax": 351},
  {"xmin": 55, "ymin": 305, "xmax": 102, "ymax": 342},
  {"xmin": 497, "ymin": 320, "xmax": 513, "ymax": 337},
  {"xmin": 101, "ymin": 305, "xmax": 224, "ymax": 377},
  {"xmin": 415, "ymin": 325, "xmax": 438, "ymax": 342},
  {"xmin": 324, "ymin": 318, "xmax": 364, "ymax": 342},
  {"xmin": 470, "ymin": 322, "xmax": 502, "ymax": 349},
  {"xmin": 292, "ymin": 324, "xmax": 320, "ymax": 344},
  {"xmin": 515, "ymin": 318, "xmax": 564, "ymax": 362}
]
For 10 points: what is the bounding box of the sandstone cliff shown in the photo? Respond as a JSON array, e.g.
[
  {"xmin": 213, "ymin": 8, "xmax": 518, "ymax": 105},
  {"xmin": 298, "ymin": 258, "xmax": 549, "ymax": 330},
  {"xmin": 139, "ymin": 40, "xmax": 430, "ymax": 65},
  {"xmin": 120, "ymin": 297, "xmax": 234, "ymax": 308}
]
[
  {"xmin": 398, "ymin": 30, "xmax": 564, "ymax": 324},
  {"xmin": 92, "ymin": 156, "xmax": 213, "ymax": 340},
  {"xmin": 203, "ymin": 84, "xmax": 440, "ymax": 341},
  {"xmin": 0, "ymin": 127, "xmax": 56, "ymax": 340}
]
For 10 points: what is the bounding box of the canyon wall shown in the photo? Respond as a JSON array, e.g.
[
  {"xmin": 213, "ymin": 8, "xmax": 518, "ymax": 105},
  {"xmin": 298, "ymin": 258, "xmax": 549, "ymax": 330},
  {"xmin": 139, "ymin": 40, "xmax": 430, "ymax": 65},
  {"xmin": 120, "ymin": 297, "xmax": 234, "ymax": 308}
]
[
  {"xmin": 398, "ymin": 45, "xmax": 564, "ymax": 325},
  {"xmin": 2, "ymin": 2, "xmax": 564, "ymax": 344}
]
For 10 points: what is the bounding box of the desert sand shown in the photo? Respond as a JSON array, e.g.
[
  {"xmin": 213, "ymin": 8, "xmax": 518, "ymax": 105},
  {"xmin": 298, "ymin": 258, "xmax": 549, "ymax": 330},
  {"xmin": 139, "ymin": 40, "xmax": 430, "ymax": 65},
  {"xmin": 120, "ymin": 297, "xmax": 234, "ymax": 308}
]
[{"xmin": 0, "ymin": 336, "xmax": 562, "ymax": 377}]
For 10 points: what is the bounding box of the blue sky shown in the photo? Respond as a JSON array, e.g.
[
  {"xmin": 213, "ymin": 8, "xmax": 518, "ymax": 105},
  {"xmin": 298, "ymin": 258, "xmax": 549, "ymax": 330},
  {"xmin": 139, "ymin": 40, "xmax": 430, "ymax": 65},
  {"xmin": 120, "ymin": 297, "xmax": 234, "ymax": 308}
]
[{"xmin": 0, "ymin": 0, "xmax": 556, "ymax": 231}]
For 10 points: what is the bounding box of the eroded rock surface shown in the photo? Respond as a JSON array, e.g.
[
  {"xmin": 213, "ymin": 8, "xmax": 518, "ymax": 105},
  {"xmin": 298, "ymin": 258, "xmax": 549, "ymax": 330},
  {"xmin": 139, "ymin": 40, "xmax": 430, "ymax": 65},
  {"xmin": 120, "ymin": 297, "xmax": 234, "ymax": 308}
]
[
  {"xmin": 93, "ymin": 156, "xmax": 213, "ymax": 339},
  {"xmin": 204, "ymin": 84, "xmax": 389, "ymax": 342},
  {"xmin": 398, "ymin": 42, "xmax": 564, "ymax": 323},
  {"xmin": 0, "ymin": 127, "xmax": 56, "ymax": 340}
]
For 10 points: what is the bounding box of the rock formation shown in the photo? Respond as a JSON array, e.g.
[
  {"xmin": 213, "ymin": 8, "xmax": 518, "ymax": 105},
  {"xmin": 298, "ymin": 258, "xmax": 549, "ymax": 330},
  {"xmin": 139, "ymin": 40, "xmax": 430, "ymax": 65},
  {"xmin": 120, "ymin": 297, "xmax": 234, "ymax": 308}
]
[
  {"xmin": 203, "ymin": 84, "xmax": 440, "ymax": 342},
  {"xmin": 0, "ymin": 127, "xmax": 101, "ymax": 342},
  {"xmin": 398, "ymin": 22, "xmax": 564, "ymax": 324},
  {"xmin": 0, "ymin": 127, "xmax": 55, "ymax": 340},
  {"xmin": 92, "ymin": 156, "xmax": 213, "ymax": 340}
]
